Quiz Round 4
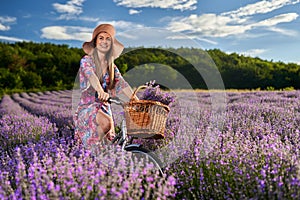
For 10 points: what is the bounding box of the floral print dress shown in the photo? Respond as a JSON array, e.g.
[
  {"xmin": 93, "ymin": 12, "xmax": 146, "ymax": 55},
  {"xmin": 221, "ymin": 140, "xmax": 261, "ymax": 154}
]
[{"xmin": 74, "ymin": 55, "xmax": 129, "ymax": 148}]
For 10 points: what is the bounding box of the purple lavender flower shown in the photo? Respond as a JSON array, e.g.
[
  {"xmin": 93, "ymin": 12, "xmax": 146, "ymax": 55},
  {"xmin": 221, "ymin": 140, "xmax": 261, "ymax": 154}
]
[
  {"xmin": 141, "ymin": 80, "xmax": 175, "ymax": 106},
  {"xmin": 1, "ymin": 90, "xmax": 300, "ymax": 199}
]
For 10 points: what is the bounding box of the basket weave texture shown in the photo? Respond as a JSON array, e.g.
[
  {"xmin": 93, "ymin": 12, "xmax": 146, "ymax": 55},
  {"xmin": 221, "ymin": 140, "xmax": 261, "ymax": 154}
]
[{"xmin": 124, "ymin": 85, "xmax": 170, "ymax": 139}]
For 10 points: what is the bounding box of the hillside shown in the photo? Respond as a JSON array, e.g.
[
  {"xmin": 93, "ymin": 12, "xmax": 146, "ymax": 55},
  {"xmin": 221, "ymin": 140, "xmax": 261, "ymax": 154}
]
[{"xmin": 1, "ymin": 41, "xmax": 299, "ymax": 97}]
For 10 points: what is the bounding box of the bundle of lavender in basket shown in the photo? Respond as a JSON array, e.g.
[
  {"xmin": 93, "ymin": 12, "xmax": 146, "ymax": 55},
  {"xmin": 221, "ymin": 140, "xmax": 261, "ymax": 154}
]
[{"xmin": 140, "ymin": 80, "xmax": 175, "ymax": 106}]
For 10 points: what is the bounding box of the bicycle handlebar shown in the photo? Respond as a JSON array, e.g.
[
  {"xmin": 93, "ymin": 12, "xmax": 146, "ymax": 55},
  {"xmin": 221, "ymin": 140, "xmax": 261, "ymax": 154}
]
[
  {"xmin": 107, "ymin": 97, "xmax": 123, "ymax": 105},
  {"xmin": 95, "ymin": 91, "xmax": 124, "ymax": 105}
]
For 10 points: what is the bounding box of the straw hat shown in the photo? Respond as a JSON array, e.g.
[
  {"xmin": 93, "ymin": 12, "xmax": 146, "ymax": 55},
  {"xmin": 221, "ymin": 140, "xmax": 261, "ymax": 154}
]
[{"xmin": 82, "ymin": 24, "xmax": 124, "ymax": 58}]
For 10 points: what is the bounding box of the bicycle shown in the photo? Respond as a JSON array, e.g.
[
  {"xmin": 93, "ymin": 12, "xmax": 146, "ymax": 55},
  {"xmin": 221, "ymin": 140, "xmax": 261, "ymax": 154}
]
[{"xmin": 107, "ymin": 97, "xmax": 165, "ymax": 175}]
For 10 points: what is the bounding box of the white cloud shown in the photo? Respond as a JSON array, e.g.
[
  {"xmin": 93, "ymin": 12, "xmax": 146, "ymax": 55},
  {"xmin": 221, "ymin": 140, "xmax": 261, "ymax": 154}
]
[
  {"xmin": 0, "ymin": 16, "xmax": 17, "ymax": 31},
  {"xmin": 166, "ymin": 34, "xmax": 218, "ymax": 45},
  {"xmin": 118, "ymin": 32, "xmax": 138, "ymax": 40},
  {"xmin": 113, "ymin": 0, "xmax": 197, "ymax": 11},
  {"xmin": 40, "ymin": 23, "xmax": 216, "ymax": 49},
  {"xmin": 41, "ymin": 26, "xmax": 92, "ymax": 41},
  {"xmin": 167, "ymin": 14, "xmax": 252, "ymax": 37},
  {"xmin": 267, "ymin": 26, "xmax": 297, "ymax": 36},
  {"xmin": 0, "ymin": 35, "xmax": 28, "ymax": 42},
  {"xmin": 78, "ymin": 16, "xmax": 100, "ymax": 22},
  {"xmin": 0, "ymin": 16, "xmax": 16, "ymax": 23},
  {"xmin": 239, "ymin": 49, "xmax": 268, "ymax": 57},
  {"xmin": 0, "ymin": 24, "xmax": 9, "ymax": 31},
  {"xmin": 222, "ymin": 0, "xmax": 300, "ymax": 18},
  {"xmin": 129, "ymin": 9, "xmax": 142, "ymax": 15},
  {"xmin": 53, "ymin": 0, "xmax": 86, "ymax": 20},
  {"xmin": 22, "ymin": 14, "xmax": 32, "ymax": 19},
  {"xmin": 100, "ymin": 20, "xmax": 145, "ymax": 30},
  {"xmin": 254, "ymin": 13, "xmax": 298, "ymax": 27},
  {"xmin": 40, "ymin": 21, "xmax": 145, "ymax": 41},
  {"xmin": 166, "ymin": 1, "xmax": 300, "ymax": 39}
]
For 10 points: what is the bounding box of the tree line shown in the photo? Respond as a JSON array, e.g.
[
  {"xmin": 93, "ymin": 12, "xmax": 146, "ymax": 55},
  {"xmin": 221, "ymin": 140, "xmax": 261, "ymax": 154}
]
[{"xmin": 0, "ymin": 41, "xmax": 299, "ymax": 96}]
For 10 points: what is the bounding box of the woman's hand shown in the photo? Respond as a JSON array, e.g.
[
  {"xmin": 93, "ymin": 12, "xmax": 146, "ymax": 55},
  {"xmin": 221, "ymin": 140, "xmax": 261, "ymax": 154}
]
[{"xmin": 97, "ymin": 90, "xmax": 110, "ymax": 102}]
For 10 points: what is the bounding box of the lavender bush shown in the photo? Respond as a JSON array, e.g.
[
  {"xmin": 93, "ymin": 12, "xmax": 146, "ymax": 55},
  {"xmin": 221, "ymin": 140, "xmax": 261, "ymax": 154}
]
[
  {"xmin": 0, "ymin": 95, "xmax": 56, "ymax": 152},
  {"xmin": 169, "ymin": 91, "xmax": 300, "ymax": 199},
  {"xmin": 0, "ymin": 145, "xmax": 176, "ymax": 199},
  {"xmin": 0, "ymin": 89, "xmax": 299, "ymax": 199},
  {"xmin": 0, "ymin": 90, "xmax": 177, "ymax": 199}
]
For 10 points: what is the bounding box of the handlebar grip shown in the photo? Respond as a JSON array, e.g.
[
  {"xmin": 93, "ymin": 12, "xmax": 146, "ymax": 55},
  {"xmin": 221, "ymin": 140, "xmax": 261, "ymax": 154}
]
[
  {"xmin": 95, "ymin": 92, "xmax": 122, "ymax": 105},
  {"xmin": 108, "ymin": 97, "xmax": 122, "ymax": 105}
]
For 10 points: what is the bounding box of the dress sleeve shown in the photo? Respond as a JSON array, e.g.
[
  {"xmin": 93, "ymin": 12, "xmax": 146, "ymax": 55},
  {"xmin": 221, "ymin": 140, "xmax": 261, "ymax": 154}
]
[
  {"xmin": 79, "ymin": 55, "xmax": 95, "ymax": 90},
  {"xmin": 114, "ymin": 65, "xmax": 129, "ymax": 95}
]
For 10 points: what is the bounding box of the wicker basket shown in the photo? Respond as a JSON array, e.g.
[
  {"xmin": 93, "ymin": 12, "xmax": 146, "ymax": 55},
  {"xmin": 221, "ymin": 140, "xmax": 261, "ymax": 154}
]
[{"xmin": 124, "ymin": 85, "xmax": 170, "ymax": 139}]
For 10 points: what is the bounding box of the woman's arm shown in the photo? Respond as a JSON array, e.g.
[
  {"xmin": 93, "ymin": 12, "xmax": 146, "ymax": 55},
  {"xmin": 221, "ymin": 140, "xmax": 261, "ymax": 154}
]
[
  {"xmin": 120, "ymin": 86, "xmax": 139, "ymax": 101},
  {"xmin": 80, "ymin": 55, "xmax": 109, "ymax": 101},
  {"xmin": 89, "ymin": 73, "xmax": 109, "ymax": 101},
  {"xmin": 112, "ymin": 65, "xmax": 138, "ymax": 101}
]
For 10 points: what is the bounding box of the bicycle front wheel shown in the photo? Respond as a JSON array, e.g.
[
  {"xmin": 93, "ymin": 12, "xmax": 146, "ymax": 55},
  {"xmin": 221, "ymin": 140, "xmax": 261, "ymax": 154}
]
[{"xmin": 125, "ymin": 145, "xmax": 164, "ymax": 175}]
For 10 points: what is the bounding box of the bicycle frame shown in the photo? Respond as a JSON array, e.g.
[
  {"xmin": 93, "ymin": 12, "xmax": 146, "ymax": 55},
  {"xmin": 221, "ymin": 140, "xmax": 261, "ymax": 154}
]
[
  {"xmin": 108, "ymin": 97, "xmax": 140, "ymax": 149},
  {"xmin": 119, "ymin": 118, "xmax": 128, "ymax": 150}
]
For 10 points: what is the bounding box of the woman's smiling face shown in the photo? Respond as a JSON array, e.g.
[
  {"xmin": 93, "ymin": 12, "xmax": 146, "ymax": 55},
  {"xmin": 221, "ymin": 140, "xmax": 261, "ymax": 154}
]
[{"xmin": 96, "ymin": 32, "xmax": 112, "ymax": 53}]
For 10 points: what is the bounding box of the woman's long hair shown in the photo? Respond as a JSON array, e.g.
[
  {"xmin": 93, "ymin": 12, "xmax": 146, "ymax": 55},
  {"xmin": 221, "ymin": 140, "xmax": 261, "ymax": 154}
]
[{"xmin": 92, "ymin": 36, "xmax": 115, "ymax": 90}]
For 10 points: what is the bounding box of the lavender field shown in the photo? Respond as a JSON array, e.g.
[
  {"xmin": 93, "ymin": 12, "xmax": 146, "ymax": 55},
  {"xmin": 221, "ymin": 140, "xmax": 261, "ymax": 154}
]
[{"xmin": 0, "ymin": 89, "xmax": 300, "ymax": 199}]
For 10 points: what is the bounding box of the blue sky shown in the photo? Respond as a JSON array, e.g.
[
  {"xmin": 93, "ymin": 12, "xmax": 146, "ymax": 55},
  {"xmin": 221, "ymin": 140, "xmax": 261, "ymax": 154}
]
[{"xmin": 1, "ymin": 0, "xmax": 300, "ymax": 64}]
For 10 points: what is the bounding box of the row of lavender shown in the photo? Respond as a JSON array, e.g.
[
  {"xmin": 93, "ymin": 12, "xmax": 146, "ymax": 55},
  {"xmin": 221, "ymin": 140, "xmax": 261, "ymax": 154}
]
[
  {"xmin": 0, "ymin": 91, "xmax": 176, "ymax": 199},
  {"xmin": 1, "ymin": 89, "xmax": 300, "ymax": 199},
  {"xmin": 172, "ymin": 90, "xmax": 300, "ymax": 199}
]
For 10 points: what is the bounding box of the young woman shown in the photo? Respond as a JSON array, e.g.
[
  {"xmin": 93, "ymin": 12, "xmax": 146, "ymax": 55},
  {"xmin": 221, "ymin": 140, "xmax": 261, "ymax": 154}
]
[{"xmin": 74, "ymin": 24, "xmax": 137, "ymax": 149}]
